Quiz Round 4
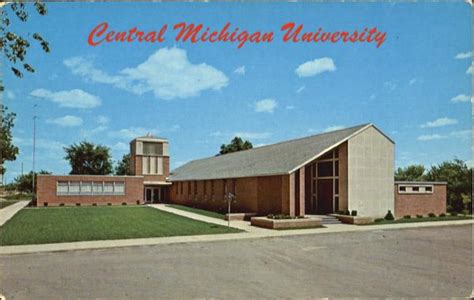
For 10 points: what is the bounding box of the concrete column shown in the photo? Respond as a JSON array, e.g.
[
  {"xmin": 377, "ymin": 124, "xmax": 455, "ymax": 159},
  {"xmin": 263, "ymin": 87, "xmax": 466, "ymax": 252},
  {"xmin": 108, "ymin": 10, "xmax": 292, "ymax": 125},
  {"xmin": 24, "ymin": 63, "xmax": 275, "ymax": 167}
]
[
  {"xmin": 288, "ymin": 173, "xmax": 296, "ymax": 217},
  {"xmin": 298, "ymin": 167, "xmax": 305, "ymax": 216}
]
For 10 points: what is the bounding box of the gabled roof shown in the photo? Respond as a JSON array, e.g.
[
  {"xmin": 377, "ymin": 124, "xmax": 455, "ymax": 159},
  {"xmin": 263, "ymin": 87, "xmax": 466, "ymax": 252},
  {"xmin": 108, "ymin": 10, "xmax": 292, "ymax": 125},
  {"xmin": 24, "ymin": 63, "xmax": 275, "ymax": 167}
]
[{"xmin": 169, "ymin": 123, "xmax": 387, "ymax": 181}]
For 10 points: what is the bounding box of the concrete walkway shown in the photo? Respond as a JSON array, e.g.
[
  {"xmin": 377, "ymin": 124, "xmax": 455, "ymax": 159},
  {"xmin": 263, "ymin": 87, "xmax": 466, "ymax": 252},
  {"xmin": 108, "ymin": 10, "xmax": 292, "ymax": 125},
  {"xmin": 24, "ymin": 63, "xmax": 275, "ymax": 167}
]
[
  {"xmin": 0, "ymin": 209, "xmax": 472, "ymax": 255},
  {"xmin": 0, "ymin": 201, "xmax": 30, "ymax": 227},
  {"xmin": 147, "ymin": 204, "xmax": 269, "ymax": 233}
]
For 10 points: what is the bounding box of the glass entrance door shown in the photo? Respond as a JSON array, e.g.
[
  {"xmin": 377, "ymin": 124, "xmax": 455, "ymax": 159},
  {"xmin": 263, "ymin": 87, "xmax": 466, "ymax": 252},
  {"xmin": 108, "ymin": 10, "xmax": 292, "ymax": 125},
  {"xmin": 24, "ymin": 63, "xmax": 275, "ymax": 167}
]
[
  {"xmin": 153, "ymin": 188, "xmax": 160, "ymax": 203},
  {"xmin": 145, "ymin": 187, "xmax": 161, "ymax": 203}
]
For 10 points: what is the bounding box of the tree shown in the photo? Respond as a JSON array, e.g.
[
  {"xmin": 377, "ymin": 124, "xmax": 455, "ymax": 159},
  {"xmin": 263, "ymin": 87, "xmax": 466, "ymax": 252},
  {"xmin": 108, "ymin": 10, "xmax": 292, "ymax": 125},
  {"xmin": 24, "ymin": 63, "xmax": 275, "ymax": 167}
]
[
  {"xmin": 115, "ymin": 153, "xmax": 131, "ymax": 175},
  {"xmin": 64, "ymin": 141, "xmax": 113, "ymax": 175},
  {"xmin": 425, "ymin": 159, "xmax": 472, "ymax": 213},
  {"xmin": 1, "ymin": 1, "xmax": 50, "ymax": 78},
  {"xmin": 219, "ymin": 137, "xmax": 253, "ymax": 155},
  {"xmin": 13, "ymin": 170, "xmax": 50, "ymax": 193},
  {"xmin": 394, "ymin": 164, "xmax": 426, "ymax": 181},
  {"xmin": 0, "ymin": 105, "xmax": 19, "ymax": 175}
]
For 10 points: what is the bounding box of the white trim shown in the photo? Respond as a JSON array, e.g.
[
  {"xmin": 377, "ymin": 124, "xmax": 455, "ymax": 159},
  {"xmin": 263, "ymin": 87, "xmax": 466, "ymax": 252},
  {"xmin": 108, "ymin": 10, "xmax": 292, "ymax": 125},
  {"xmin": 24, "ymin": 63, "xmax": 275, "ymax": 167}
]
[
  {"xmin": 144, "ymin": 181, "xmax": 172, "ymax": 185},
  {"xmin": 289, "ymin": 124, "xmax": 374, "ymax": 174}
]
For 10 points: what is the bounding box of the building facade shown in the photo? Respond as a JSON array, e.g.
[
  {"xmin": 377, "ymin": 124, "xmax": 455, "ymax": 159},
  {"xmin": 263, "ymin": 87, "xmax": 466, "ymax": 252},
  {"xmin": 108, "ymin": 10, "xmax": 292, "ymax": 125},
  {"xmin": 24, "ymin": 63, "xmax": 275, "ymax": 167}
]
[{"xmin": 35, "ymin": 124, "xmax": 447, "ymax": 218}]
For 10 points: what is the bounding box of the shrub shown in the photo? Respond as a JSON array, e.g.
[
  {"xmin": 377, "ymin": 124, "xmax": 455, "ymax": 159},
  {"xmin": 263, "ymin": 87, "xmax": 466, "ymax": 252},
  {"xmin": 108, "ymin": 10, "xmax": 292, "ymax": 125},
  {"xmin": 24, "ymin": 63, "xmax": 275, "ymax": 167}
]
[
  {"xmin": 416, "ymin": 215, "xmax": 423, "ymax": 218},
  {"xmin": 439, "ymin": 213, "xmax": 446, "ymax": 217},
  {"xmin": 384, "ymin": 210, "xmax": 394, "ymax": 221},
  {"xmin": 76, "ymin": 203, "xmax": 81, "ymax": 206},
  {"xmin": 403, "ymin": 215, "xmax": 411, "ymax": 219},
  {"xmin": 461, "ymin": 209, "xmax": 469, "ymax": 216},
  {"xmin": 92, "ymin": 203, "xmax": 97, "ymax": 206},
  {"xmin": 336, "ymin": 210, "xmax": 345, "ymax": 215},
  {"xmin": 351, "ymin": 210, "xmax": 357, "ymax": 216},
  {"xmin": 136, "ymin": 200, "xmax": 140, "ymax": 205},
  {"xmin": 122, "ymin": 202, "xmax": 127, "ymax": 206},
  {"xmin": 344, "ymin": 210, "xmax": 350, "ymax": 216},
  {"xmin": 374, "ymin": 218, "xmax": 384, "ymax": 223},
  {"xmin": 59, "ymin": 203, "xmax": 64, "ymax": 207},
  {"xmin": 428, "ymin": 213, "xmax": 436, "ymax": 218},
  {"xmin": 451, "ymin": 212, "xmax": 458, "ymax": 216}
]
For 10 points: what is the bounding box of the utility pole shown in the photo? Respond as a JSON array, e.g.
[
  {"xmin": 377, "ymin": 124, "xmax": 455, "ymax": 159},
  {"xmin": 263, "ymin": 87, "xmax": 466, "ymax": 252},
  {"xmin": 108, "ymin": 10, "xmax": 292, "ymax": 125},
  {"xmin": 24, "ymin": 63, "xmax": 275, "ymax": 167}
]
[{"xmin": 32, "ymin": 104, "xmax": 37, "ymax": 202}]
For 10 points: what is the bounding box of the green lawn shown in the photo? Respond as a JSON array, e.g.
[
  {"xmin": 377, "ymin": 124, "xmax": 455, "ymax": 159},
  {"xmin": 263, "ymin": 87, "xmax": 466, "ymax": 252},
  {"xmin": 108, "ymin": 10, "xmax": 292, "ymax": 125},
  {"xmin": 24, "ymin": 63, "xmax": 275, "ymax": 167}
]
[
  {"xmin": 0, "ymin": 206, "xmax": 241, "ymax": 246},
  {"xmin": 370, "ymin": 215, "xmax": 472, "ymax": 225},
  {"xmin": 0, "ymin": 201, "xmax": 20, "ymax": 209},
  {"xmin": 167, "ymin": 204, "xmax": 226, "ymax": 220}
]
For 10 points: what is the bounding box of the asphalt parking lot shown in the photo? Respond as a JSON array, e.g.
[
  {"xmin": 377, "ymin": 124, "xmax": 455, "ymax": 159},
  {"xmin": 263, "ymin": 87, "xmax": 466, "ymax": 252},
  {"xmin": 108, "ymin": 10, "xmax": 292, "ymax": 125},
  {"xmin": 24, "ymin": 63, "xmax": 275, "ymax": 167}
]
[{"xmin": 0, "ymin": 224, "xmax": 471, "ymax": 298}]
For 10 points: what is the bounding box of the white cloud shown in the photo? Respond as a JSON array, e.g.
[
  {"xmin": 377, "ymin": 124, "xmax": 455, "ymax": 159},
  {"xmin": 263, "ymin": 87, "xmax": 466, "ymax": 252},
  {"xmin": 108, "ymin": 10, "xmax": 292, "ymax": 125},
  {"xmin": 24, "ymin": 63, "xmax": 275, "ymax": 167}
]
[
  {"xmin": 47, "ymin": 115, "xmax": 83, "ymax": 127},
  {"xmin": 64, "ymin": 47, "xmax": 229, "ymax": 100},
  {"xmin": 5, "ymin": 91, "xmax": 15, "ymax": 99},
  {"xmin": 323, "ymin": 125, "xmax": 345, "ymax": 132},
  {"xmin": 295, "ymin": 57, "xmax": 336, "ymax": 77},
  {"xmin": 210, "ymin": 131, "xmax": 223, "ymax": 137},
  {"xmin": 285, "ymin": 105, "xmax": 295, "ymax": 110},
  {"xmin": 112, "ymin": 142, "xmax": 129, "ymax": 152},
  {"xmin": 450, "ymin": 94, "xmax": 471, "ymax": 103},
  {"xmin": 409, "ymin": 78, "xmax": 417, "ymax": 85},
  {"xmin": 417, "ymin": 134, "xmax": 444, "ymax": 141},
  {"xmin": 81, "ymin": 126, "xmax": 107, "ymax": 138},
  {"xmin": 96, "ymin": 115, "xmax": 109, "ymax": 125},
  {"xmin": 234, "ymin": 132, "xmax": 272, "ymax": 140},
  {"xmin": 234, "ymin": 66, "xmax": 246, "ymax": 75},
  {"xmin": 109, "ymin": 126, "xmax": 160, "ymax": 140},
  {"xmin": 296, "ymin": 86, "xmax": 305, "ymax": 93},
  {"xmin": 420, "ymin": 117, "xmax": 458, "ymax": 128},
  {"xmin": 466, "ymin": 64, "xmax": 473, "ymax": 75},
  {"xmin": 30, "ymin": 88, "xmax": 101, "ymax": 109},
  {"xmin": 450, "ymin": 129, "xmax": 470, "ymax": 139},
  {"xmin": 384, "ymin": 80, "xmax": 397, "ymax": 92},
  {"xmin": 454, "ymin": 51, "xmax": 472, "ymax": 59},
  {"xmin": 255, "ymin": 98, "xmax": 277, "ymax": 113}
]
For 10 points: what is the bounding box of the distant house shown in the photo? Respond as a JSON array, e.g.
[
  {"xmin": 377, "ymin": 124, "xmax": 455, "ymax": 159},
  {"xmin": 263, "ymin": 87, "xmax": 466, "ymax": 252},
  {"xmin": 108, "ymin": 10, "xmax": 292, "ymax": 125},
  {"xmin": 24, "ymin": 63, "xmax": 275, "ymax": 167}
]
[{"xmin": 37, "ymin": 123, "xmax": 446, "ymax": 218}]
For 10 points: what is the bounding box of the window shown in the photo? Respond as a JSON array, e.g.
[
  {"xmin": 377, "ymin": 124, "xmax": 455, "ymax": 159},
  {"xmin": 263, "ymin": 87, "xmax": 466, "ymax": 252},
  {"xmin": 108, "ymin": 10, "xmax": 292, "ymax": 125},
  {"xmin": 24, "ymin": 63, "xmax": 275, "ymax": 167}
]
[
  {"xmin": 57, "ymin": 182, "xmax": 68, "ymax": 195},
  {"xmin": 104, "ymin": 182, "xmax": 114, "ymax": 195},
  {"xmin": 317, "ymin": 161, "xmax": 333, "ymax": 177},
  {"xmin": 69, "ymin": 182, "xmax": 80, "ymax": 195},
  {"xmin": 114, "ymin": 182, "xmax": 125, "ymax": 194},
  {"xmin": 143, "ymin": 142, "xmax": 163, "ymax": 155},
  {"xmin": 398, "ymin": 185, "xmax": 433, "ymax": 194},
  {"xmin": 92, "ymin": 182, "xmax": 103, "ymax": 194},
  {"xmin": 81, "ymin": 182, "xmax": 92, "ymax": 195}
]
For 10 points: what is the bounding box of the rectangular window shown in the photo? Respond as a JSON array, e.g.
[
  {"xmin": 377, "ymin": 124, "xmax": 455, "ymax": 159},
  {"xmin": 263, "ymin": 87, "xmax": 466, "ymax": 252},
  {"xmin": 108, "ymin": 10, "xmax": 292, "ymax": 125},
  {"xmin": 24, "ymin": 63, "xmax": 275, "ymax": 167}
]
[
  {"xmin": 412, "ymin": 186, "xmax": 419, "ymax": 192},
  {"xmin": 143, "ymin": 142, "xmax": 163, "ymax": 155},
  {"xmin": 57, "ymin": 181, "xmax": 69, "ymax": 195},
  {"xmin": 69, "ymin": 182, "xmax": 80, "ymax": 195},
  {"xmin": 334, "ymin": 179, "xmax": 339, "ymax": 195},
  {"xmin": 104, "ymin": 182, "xmax": 114, "ymax": 195},
  {"xmin": 114, "ymin": 182, "xmax": 125, "ymax": 194},
  {"xmin": 92, "ymin": 182, "xmax": 103, "ymax": 194},
  {"xmin": 142, "ymin": 157, "xmax": 149, "ymax": 174},
  {"xmin": 318, "ymin": 161, "xmax": 333, "ymax": 177},
  {"xmin": 335, "ymin": 161, "xmax": 339, "ymax": 177},
  {"xmin": 399, "ymin": 186, "xmax": 406, "ymax": 192},
  {"xmin": 320, "ymin": 151, "xmax": 334, "ymax": 160},
  {"xmin": 425, "ymin": 186, "xmax": 433, "ymax": 192},
  {"xmin": 81, "ymin": 182, "xmax": 92, "ymax": 195}
]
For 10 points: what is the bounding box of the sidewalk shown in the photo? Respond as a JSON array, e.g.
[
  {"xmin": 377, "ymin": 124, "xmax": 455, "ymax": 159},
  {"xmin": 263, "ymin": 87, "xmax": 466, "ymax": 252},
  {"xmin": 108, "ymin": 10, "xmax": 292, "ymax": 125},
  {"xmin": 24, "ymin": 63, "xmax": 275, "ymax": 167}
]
[
  {"xmin": 147, "ymin": 204, "xmax": 269, "ymax": 233},
  {"xmin": 0, "ymin": 201, "xmax": 30, "ymax": 227},
  {"xmin": 0, "ymin": 210, "xmax": 472, "ymax": 255}
]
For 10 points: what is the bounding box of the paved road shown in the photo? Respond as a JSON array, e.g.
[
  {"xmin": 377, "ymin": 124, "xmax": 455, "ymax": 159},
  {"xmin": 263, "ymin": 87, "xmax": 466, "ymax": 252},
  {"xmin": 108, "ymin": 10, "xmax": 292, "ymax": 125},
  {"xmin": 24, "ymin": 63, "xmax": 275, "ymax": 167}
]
[{"xmin": 0, "ymin": 225, "xmax": 472, "ymax": 298}]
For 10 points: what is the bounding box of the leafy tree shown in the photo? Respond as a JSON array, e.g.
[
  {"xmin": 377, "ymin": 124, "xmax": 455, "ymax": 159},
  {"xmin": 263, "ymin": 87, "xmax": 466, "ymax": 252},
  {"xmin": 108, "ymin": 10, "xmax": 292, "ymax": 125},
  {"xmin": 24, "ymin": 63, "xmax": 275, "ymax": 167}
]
[
  {"xmin": 395, "ymin": 164, "xmax": 426, "ymax": 181},
  {"xmin": 64, "ymin": 141, "xmax": 113, "ymax": 175},
  {"xmin": 1, "ymin": 1, "xmax": 50, "ymax": 78},
  {"xmin": 425, "ymin": 159, "xmax": 472, "ymax": 213},
  {"xmin": 0, "ymin": 105, "xmax": 19, "ymax": 175},
  {"xmin": 115, "ymin": 153, "xmax": 131, "ymax": 175},
  {"xmin": 13, "ymin": 170, "xmax": 50, "ymax": 193},
  {"xmin": 219, "ymin": 137, "xmax": 253, "ymax": 155}
]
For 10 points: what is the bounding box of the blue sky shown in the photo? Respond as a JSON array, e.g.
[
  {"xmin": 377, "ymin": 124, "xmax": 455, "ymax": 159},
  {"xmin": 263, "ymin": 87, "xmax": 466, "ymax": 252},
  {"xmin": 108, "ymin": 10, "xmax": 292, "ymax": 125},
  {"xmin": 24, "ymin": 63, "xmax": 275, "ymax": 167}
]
[{"xmin": 2, "ymin": 2, "xmax": 472, "ymax": 182}]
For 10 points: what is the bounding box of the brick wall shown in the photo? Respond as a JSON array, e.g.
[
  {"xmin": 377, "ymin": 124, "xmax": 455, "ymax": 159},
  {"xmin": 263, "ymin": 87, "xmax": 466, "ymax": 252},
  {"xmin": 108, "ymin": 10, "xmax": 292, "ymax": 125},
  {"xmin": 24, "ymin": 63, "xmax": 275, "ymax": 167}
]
[
  {"xmin": 394, "ymin": 183, "xmax": 447, "ymax": 218},
  {"xmin": 36, "ymin": 175, "xmax": 144, "ymax": 207},
  {"xmin": 169, "ymin": 175, "xmax": 288, "ymax": 215}
]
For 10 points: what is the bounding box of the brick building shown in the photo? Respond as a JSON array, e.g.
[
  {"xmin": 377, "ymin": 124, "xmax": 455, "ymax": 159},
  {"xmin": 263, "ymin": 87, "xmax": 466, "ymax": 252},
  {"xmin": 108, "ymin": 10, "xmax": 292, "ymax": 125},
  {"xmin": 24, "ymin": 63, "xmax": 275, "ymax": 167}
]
[{"xmin": 36, "ymin": 124, "xmax": 446, "ymax": 218}]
